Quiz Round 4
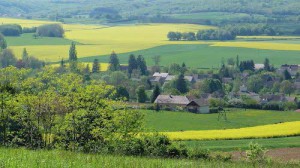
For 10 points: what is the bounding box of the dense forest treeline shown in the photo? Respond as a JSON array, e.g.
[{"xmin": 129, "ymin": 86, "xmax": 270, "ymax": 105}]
[
  {"xmin": 168, "ymin": 24, "xmax": 278, "ymax": 41},
  {"xmin": 2, "ymin": 0, "xmax": 300, "ymax": 17},
  {"xmin": 1, "ymin": 0, "xmax": 300, "ymax": 30}
]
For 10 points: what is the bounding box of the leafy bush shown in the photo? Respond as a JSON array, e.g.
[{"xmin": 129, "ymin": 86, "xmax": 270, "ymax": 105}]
[
  {"xmin": 188, "ymin": 148, "xmax": 210, "ymax": 160},
  {"xmin": 166, "ymin": 143, "xmax": 188, "ymax": 158},
  {"xmin": 228, "ymin": 98, "xmax": 244, "ymax": 108},
  {"xmin": 283, "ymin": 102, "xmax": 297, "ymax": 111},
  {"xmin": 211, "ymin": 152, "xmax": 232, "ymax": 162},
  {"xmin": 246, "ymin": 142, "xmax": 267, "ymax": 164},
  {"xmin": 262, "ymin": 102, "xmax": 284, "ymax": 111},
  {"xmin": 141, "ymin": 134, "xmax": 171, "ymax": 157},
  {"xmin": 209, "ymin": 98, "xmax": 226, "ymax": 108}
]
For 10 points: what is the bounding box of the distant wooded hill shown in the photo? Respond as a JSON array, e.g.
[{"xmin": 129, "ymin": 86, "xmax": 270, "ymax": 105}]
[{"xmin": 1, "ymin": 0, "xmax": 300, "ymax": 28}]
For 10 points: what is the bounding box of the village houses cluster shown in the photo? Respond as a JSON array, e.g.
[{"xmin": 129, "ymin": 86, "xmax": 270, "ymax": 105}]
[{"xmin": 150, "ymin": 63, "xmax": 300, "ymax": 113}]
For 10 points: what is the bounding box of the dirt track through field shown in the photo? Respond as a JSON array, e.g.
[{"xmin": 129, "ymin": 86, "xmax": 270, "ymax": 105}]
[{"xmin": 232, "ymin": 148, "xmax": 300, "ymax": 161}]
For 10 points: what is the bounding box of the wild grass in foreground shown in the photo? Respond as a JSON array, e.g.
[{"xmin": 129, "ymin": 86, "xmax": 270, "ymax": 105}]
[{"xmin": 0, "ymin": 148, "xmax": 298, "ymax": 168}]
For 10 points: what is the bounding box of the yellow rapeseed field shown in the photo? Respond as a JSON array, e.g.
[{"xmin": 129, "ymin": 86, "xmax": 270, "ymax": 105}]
[
  {"xmin": 65, "ymin": 24, "xmax": 214, "ymax": 45},
  {"xmin": 0, "ymin": 18, "xmax": 55, "ymax": 27},
  {"xmin": 1, "ymin": 18, "xmax": 214, "ymax": 61},
  {"xmin": 163, "ymin": 121, "xmax": 300, "ymax": 141},
  {"xmin": 0, "ymin": 18, "xmax": 100, "ymax": 30},
  {"xmin": 2, "ymin": 17, "xmax": 300, "ymax": 62}
]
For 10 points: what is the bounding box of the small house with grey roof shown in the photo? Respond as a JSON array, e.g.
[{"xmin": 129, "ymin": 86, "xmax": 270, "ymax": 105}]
[{"xmin": 154, "ymin": 95, "xmax": 210, "ymax": 114}]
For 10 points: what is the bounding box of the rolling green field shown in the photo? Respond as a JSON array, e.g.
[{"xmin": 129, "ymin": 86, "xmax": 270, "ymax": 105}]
[
  {"xmin": 3, "ymin": 18, "xmax": 300, "ymax": 68},
  {"xmin": 142, "ymin": 109, "xmax": 300, "ymax": 132},
  {"xmin": 5, "ymin": 33, "xmax": 77, "ymax": 46},
  {"xmin": 183, "ymin": 136, "xmax": 300, "ymax": 151},
  {"xmin": 143, "ymin": 109, "xmax": 300, "ymax": 151},
  {"xmin": 79, "ymin": 44, "xmax": 300, "ymax": 68},
  {"xmin": 0, "ymin": 148, "xmax": 297, "ymax": 168},
  {"xmin": 2, "ymin": 17, "xmax": 300, "ymax": 68}
]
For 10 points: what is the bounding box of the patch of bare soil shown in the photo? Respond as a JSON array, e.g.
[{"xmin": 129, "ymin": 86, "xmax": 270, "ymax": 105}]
[{"xmin": 231, "ymin": 148, "xmax": 300, "ymax": 162}]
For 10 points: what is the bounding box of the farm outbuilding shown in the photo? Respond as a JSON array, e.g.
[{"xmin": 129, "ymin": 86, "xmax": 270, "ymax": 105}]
[
  {"xmin": 154, "ymin": 95, "xmax": 210, "ymax": 113},
  {"xmin": 186, "ymin": 99, "xmax": 210, "ymax": 114}
]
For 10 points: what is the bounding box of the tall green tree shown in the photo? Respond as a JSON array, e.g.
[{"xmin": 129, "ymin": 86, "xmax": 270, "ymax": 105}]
[
  {"xmin": 69, "ymin": 42, "xmax": 78, "ymax": 71},
  {"xmin": 168, "ymin": 63, "xmax": 182, "ymax": 75},
  {"xmin": 280, "ymin": 80, "xmax": 294, "ymax": 96},
  {"xmin": 283, "ymin": 69, "xmax": 292, "ymax": 80},
  {"xmin": 219, "ymin": 64, "xmax": 230, "ymax": 78},
  {"xmin": 109, "ymin": 51, "xmax": 120, "ymax": 71},
  {"xmin": 22, "ymin": 48, "xmax": 29, "ymax": 68},
  {"xmin": 92, "ymin": 59, "xmax": 100, "ymax": 73},
  {"xmin": 151, "ymin": 84, "xmax": 160, "ymax": 103},
  {"xmin": 69, "ymin": 42, "xmax": 77, "ymax": 61},
  {"xmin": 176, "ymin": 73, "xmax": 188, "ymax": 94},
  {"xmin": 181, "ymin": 62, "xmax": 187, "ymax": 73},
  {"xmin": 109, "ymin": 71, "xmax": 127, "ymax": 86},
  {"xmin": 247, "ymin": 75, "xmax": 264, "ymax": 93},
  {"xmin": 136, "ymin": 55, "xmax": 147, "ymax": 76},
  {"xmin": 83, "ymin": 64, "xmax": 91, "ymax": 82},
  {"xmin": 201, "ymin": 79, "xmax": 223, "ymax": 94},
  {"xmin": 128, "ymin": 54, "xmax": 137, "ymax": 76},
  {"xmin": 136, "ymin": 86, "xmax": 147, "ymax": 103},
  {"xmin": 264, "ymin": 58, "xmax": 271, "ymax": 71},
  {"xmin": 115, "ymin": 86, "xmax": 130, "ymax": 101},
  {"xmin": 239, "ymin": 60, "xmax": 255, "ymax": 72},
  {"xmin": 22, "ymin": 48, "xmax": 28, "ymax": 61}
]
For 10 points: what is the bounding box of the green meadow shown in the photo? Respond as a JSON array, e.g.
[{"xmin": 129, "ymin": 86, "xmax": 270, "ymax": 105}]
[
  {"xmin": 142, "ymin": 109, "xmax": 300, "ymax": 132},
  {"xmin": 79, "ymin": 44, "xmax": 300, "ymax": 68},
  {"xmin": 184, "ymin": 136, "xmax": 300, "ymax": 151},
  {"xmin": 5, "ymin": 33, "xmax": 76, "ymax": 46},
  {"xmin": 141, "ymin": 109, "xmax": 300, "ymax": 151}
]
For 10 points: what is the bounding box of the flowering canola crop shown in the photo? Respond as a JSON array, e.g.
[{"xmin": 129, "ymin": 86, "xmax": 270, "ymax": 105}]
[{"xmin": 163, "ymin": 121, "xmax": 300, "ymax": 141}]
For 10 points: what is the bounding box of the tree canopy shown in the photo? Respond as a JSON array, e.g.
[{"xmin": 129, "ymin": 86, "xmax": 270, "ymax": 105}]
[
  {"xmin": 0, "ymin": 24, "xmax": 22, "ymax": 36},
  {"xmin": 36, "ymin": 24, "xmax": 65, "ymax": 38}
]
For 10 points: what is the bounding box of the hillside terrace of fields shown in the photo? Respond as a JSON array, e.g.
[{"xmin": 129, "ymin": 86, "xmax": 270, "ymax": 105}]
[{"xmin": 2, "ymin": 18, "xmax": 300, "ymax": 69}]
